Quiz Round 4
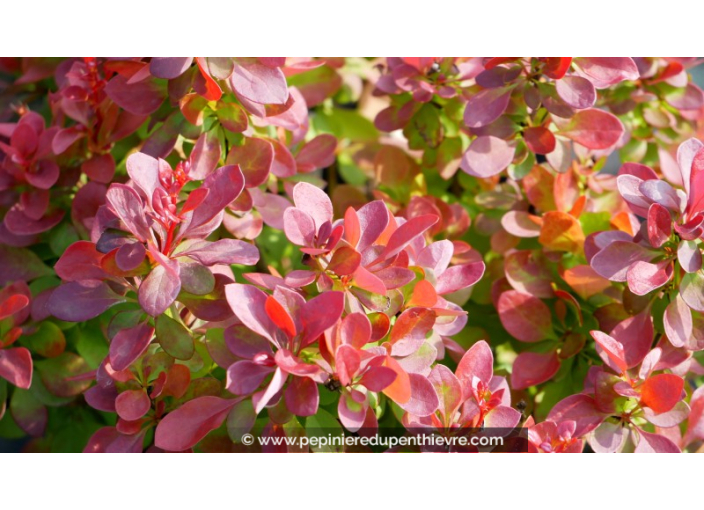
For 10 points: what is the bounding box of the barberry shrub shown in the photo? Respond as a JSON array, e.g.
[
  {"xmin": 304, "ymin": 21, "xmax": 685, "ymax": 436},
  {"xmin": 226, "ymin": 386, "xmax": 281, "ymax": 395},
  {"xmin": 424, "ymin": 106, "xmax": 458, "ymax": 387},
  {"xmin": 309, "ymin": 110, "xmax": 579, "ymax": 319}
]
[{"xmin": 1, "ymin": 57, "xmax": 703, "ymax": 453}]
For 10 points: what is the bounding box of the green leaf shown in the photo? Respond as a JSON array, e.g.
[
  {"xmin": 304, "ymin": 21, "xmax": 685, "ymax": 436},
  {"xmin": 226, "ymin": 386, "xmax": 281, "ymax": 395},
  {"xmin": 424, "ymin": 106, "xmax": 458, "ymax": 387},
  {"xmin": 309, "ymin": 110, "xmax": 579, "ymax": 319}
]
[
  {"xmin": 305, "ymin": 407, "xmax": 344, "ymax": 453},
  {"xmin": 35, "ymin": 353, "xmax": 91, "ymax": 398},
  {"xmin": 22, "ymin": 322, "xmax": 66, "ymax": 358},
  {"xmin": 10, "ymin": 387, "xmax": 47, "ymax": 437},
  {"xmin": 156, "ymin": 315, "xmax": 195, "ymax": 360},
  {"xmin": 75, "ymin": 327, "xmax": 109, "ymax": 370}
]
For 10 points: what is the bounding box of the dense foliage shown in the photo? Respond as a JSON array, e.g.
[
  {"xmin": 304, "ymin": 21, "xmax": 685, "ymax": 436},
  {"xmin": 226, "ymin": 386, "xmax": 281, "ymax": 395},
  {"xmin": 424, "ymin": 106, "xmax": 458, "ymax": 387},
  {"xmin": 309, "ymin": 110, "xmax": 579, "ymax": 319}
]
[{"xmin": 1, "ymin": 57, "xmax": 704, "ymax": 453}]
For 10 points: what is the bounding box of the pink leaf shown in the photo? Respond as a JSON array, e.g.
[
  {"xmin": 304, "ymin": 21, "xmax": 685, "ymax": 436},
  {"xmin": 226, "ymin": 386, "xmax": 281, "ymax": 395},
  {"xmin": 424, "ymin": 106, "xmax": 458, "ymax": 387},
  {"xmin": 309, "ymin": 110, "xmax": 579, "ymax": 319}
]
[
  {"xmin": 460, "ymin": 136, "xmax": 515, "ymax": 178},
  {"xmin": 664, "ymin": 294, "xmax": 693, "ymax": 348},
  {"xmin": 455, "ymin": 340, "xmax": 493, "ymax": 396},
  {"xmin": 284, "ymin": 376, "xmax": 319, "ymax": 416},
  {"xmin": 590, "ymin": 240, "xmax": 658, "ymax": 281},
  {"xmin": 573, "ymin": 57, "xmax": 639, "ymax": 88},
  {"xmin": 511, "ymin": 350, "xmax": 561, "ymax": 390},
  {"xmin": 497, "ymin": 290, "xmax": 553, "ymax": 342},
  {"xmin": 678, "ymin": 240, "xmax": 702, "ymax": 273},
  {"xmin": 0, "ymin": 347, "xmax": 33, "ymax": 389},
  {"xmin": 646, "ymin": 203, "xmax": 672, "ymax": 248},
  {"xmin": 558, "ymin": 109, "xmax": 624, "ymax": 150},
  {"xmin": 547, "ymin": 394, "xmax": 604, "ymax": 437},
  {"xmin": 634, "ymin": 428, "xmax": 681, "ymax": 453},
  {"xmin": 397, "ymin": 373, "xmax": 440, "ymax": 417},
  {"xmin": 225, "ymin": 284, "xmax": 276, "ymax": 342},
  {"xmin": 555, "ymin": 75, "xmax": 596, "ymax": 109},
  {"xmin": 230, "ymin": 63, "xmax": 289, "ymax": 105},
  {"xmin": 292, "ymin": 182, "xmax": 333, "ymax": 229},
  {"xmin": 371, "ymin": 214, "xmax": 438, "ymax": 265},
  {"xmin": 626, "ymin": 260, "xmax": 672, "ymax": 296},
  {"xmin": 428, "ymin": 364, "xmax": 462, "ymax": 423},
  {"xmin": 295, "ymin": 134, "xmax": 337, "ymax": 172},
  {"xmin": 150, "ymin": 57, "xmax": 193, "ymax": 79},
  {"xmin": 435, "ymin": 262, "xmax": 485, "ymax": 295},
  {"xmin": 115, "ymin": 389, "xmax": 151, "ymax": 421},
  {"xmin": 590, "ymin": 331, "xmax": 628, "ymax": 373}
]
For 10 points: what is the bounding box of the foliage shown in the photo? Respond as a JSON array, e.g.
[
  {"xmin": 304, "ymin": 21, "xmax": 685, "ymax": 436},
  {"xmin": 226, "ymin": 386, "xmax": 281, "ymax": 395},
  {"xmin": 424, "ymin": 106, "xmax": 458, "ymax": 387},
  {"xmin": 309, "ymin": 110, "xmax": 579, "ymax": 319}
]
[{"xmin": 1, "ymin": 57, "xmax": 704, "ymax": 453}]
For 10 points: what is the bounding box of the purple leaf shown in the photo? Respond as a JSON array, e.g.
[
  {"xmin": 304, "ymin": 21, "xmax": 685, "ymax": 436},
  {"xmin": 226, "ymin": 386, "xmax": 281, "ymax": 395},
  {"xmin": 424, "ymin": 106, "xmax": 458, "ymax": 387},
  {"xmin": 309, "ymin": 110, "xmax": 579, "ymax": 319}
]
[
  {"xmin": 139, "ymin": 259, "xmax": 181, "ymax": 317},
  {"xmin": 230, "ymin": 63, "xmax": 289, "ymax": 105},
  {"xmin": 226, "ymin": 361, "xmax": 274, "ymax": 395},
  {"xmin": 48, "ymin": 280, "xmax": 126, "ymax": 322},
  {"xmin": 105, "ymin": 74, "xmax": 165, "ymax": 116},
  {"xmin": 634, "ymin": 428, "xmax": 680, "ymax": 453},
  {"xmin": 126, "ymin": 152, "xmax": 160, "ymax": 206},
  {"xmin": 116, "ymin": 242, "xmax": 146, "ymax": 272},
  {"xmin": 179, "ymin": 239, "xmax": 259, "ymax": 266},
  {"xmin": 300, "ymin": 291, "xmax": 345, "ymax": 347},
  {"xmin": 106, "ymin": 184, "xmax": 151, "ymax": 242},
  {"xmin": 460, "ymin": 136, "xmax": 515, "ymax": 178},
  {"xmin": 54, "ymin": 241, "xmax": 109, "ymax": 281},
  {"xmin": 590, "ymin": 241, "xmax": 658, "ymax": 281},
  {"xmin": 283, "ymin": 209, "xmax": 317, "ymax": 248},
  {"xmin": 547, "ymin": 394, "xmax": 603, "ymax": 437},
  {"xmin": 435, "ymin": 262, "xmax": 485, "ymax": 295},
  {"xmin": 295, "ymin": 134, "xmax": 337, "ymax": 172},
  {"xmin": 109, "ymin": 322, "xmax": 155, "ymax": 371},
  {"xmin": 463, "ymin": 86, "xmax": 513, "ymax": 128},
  {"xmin": 183, "ymin": 165, "xmax": 245, "ymax": 234},
  {"xmin": 555, "ymin": 76, "xmax": 596, "ymax": 109},
  {"xmin": 150, "ymin": 57, "xmax": 193, "ymax": 79}
]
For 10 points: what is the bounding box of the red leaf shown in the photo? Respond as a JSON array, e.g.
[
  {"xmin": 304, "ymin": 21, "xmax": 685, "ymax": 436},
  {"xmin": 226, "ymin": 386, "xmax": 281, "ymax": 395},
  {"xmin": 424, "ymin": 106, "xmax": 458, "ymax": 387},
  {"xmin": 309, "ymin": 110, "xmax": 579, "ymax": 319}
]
[
  {"xmin": 154, "ymin": 396, "xmax": 239, "ymax": 451},
  {"xmin": 265, "ymin": 295, "xmax": 297, "ymax": 339},
  {"xmin": 523, "ymin": 126, "xmax": 556, "ymax": 155},
  {"xmin": 327, "ymin": 247, "xmax": 361, "ymax": 276},
  {"xmin": 511, "ymin": 350, "xmax": 561, "ymax": 390}
]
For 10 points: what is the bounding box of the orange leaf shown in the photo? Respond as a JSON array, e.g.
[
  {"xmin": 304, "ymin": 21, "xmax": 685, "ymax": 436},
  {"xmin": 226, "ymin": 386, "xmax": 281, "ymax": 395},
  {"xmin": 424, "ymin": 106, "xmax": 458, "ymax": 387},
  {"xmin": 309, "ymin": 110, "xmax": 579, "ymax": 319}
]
[
  {"xmin": 640, "ymin": 374, "xmax": 684, "ymax": 414},
  {"xmin": 539, "ymin": 211, "xmax": 585, "ymax": 253},
  {"xmin": 382, "ymin": 356, "xmax": 411, "ymax": 404}
]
